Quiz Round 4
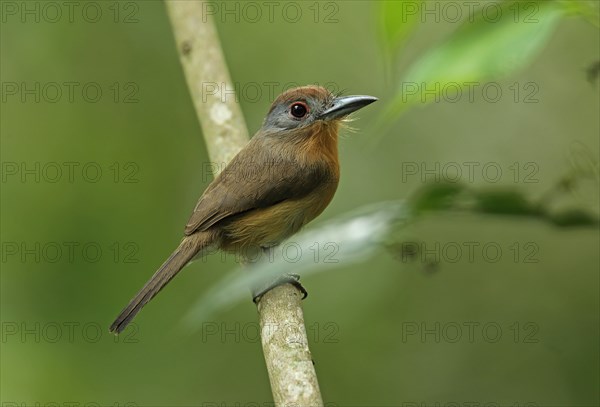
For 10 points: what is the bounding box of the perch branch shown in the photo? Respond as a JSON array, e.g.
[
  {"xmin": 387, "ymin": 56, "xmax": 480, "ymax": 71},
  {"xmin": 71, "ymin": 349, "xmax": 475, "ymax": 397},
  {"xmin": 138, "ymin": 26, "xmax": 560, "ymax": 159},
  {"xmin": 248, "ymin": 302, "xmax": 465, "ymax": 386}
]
[{"xmin": 165, "ymin": 2, "xmax": 323, "ymax": 405}]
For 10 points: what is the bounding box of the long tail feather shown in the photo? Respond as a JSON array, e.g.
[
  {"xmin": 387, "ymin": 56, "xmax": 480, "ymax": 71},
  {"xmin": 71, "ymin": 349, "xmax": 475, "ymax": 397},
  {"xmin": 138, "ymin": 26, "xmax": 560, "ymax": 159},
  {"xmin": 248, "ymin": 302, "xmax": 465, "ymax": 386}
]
[{"xmin": 109, "ymin": 233, "xmax": 213, "ymax": 334}]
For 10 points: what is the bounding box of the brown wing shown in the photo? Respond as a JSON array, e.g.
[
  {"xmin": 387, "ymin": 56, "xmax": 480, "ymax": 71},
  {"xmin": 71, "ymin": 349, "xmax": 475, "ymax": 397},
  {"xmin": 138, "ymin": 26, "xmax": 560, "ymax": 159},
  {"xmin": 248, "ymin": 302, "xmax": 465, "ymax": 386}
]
[{"xmin": 184, "ymin": 138, "xmax": 329, "ymax": 235}]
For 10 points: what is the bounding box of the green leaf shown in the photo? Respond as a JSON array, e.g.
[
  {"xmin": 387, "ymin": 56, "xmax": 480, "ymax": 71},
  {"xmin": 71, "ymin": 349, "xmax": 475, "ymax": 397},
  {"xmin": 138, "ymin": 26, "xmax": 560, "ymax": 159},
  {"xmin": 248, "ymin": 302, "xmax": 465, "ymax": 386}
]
[
  {"xmin": 410, "ymin": 182, "xmax": 466, "ymax": 213},
  {"xmin": 378, "ymin": 0, "xmax": 423, "ymax": 84},
  {"xmin": 474, "ymin": 189, "xmax": 541, "ymax": 216},
  {"xmin": 379, "ymin": 0, "xmax": 422, "ymax": 53},
  {"xmin": 550, "ymin": 209, "xmax": 599, "ymax": 227},
  {"xmin": 385, "ymin": 0, "xmax": 565, "ymax": 117}
]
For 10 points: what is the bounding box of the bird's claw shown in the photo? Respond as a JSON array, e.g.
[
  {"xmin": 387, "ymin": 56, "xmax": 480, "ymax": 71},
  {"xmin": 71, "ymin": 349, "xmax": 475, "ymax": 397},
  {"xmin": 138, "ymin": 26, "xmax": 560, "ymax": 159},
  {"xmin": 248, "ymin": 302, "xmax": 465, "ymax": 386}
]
[{"xmin": 252, "ymin": 273, "xmax": 308, "ymax": 303}]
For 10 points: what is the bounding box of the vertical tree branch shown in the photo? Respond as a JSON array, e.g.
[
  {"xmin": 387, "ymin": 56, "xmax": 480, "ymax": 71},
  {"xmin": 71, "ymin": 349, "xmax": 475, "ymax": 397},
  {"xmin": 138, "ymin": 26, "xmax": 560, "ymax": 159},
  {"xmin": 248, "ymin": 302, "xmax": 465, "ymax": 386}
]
[
  {"xmin": 165, "ymin": 2, "xmax": 324, "ymax": 406},
  {"xmin": 166, "ymin": 0, "xmax": 248, "ymax": 169},
  {"xmin": 258, "ymin": 284, "xmax": 324, "ymax": 406}
]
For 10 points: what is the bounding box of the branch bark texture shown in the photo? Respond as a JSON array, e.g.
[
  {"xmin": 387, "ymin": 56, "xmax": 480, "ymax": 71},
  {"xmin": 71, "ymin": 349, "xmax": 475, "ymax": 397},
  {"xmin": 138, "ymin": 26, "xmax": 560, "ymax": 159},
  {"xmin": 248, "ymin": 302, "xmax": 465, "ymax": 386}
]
[
  {"xmin": 166, "ymin": 0, "xmax": 248, "ymax": 168},
  {"xmin": 165, "ymin": 2, "xmax": 323, "ymax": 405},
  {"xmin": 258, "ymin": 284, "xmax": 323, "ymax": 406}
]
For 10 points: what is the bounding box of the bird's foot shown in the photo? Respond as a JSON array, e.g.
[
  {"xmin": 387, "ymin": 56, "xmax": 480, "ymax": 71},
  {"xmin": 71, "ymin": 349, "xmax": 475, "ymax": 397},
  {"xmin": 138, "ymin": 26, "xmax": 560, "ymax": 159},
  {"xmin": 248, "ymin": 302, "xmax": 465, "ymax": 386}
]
[{"xmin": 252, "ymin": 273, "xmax": 308, "ymax": 303}]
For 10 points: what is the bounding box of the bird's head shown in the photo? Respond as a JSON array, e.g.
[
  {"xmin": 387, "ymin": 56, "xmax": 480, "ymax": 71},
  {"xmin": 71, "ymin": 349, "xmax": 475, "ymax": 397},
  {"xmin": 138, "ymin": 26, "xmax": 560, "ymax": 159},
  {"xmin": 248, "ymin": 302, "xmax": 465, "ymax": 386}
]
[{"xmin": 261, "ymin": 85, "xmax": 377, "ymax": 134}]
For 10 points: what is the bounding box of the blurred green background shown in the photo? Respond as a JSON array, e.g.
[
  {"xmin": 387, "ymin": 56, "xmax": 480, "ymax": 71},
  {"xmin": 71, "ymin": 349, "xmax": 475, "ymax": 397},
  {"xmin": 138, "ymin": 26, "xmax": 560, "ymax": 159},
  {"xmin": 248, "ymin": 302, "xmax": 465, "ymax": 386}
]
[{"xmin": 1, "ymin": 0, "xmax": 598, "ymax": 406}]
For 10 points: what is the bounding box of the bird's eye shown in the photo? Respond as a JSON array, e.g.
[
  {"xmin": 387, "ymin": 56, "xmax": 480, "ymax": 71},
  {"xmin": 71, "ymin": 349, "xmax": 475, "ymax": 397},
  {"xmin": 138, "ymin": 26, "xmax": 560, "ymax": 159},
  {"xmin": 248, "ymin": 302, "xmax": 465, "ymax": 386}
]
[{"xmin": 290, "ymin": 102, "xmax": 308, "ymax": 119}]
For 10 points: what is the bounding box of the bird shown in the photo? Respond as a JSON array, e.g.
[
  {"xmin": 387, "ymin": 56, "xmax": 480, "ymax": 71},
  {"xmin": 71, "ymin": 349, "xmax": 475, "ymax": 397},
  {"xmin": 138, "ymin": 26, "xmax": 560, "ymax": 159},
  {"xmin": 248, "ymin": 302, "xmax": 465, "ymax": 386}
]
[{"xmin": 109, "ymin": 85, "xmax": 377, "ymax": 334}]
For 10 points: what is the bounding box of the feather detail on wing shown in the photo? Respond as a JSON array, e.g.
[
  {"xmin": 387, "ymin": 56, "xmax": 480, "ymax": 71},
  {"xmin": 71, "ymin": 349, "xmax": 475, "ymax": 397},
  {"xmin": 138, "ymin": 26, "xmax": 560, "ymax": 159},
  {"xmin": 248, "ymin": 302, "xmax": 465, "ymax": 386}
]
[{"xmin": 184, "ymin": 137, "xmax": 333, "ymax": 235}]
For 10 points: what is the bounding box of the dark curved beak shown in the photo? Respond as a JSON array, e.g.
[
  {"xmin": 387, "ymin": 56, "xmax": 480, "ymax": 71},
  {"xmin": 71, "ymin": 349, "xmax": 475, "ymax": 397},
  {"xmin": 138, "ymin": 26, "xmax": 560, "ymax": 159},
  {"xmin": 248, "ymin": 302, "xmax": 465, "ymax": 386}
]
[{"xmin": 319, "ymin": 95, "xmax": 378, "ymax": 121}]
